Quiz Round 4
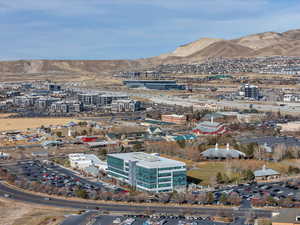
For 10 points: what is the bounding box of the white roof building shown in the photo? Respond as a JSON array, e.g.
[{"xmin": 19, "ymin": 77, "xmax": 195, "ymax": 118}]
[
  {"xmin": 201, "ymin": 143, "xmax": 246, "ymax": 159},
  {"xmin": 68, "ymin": 153, "xmax": 107, "ymax": 171}
]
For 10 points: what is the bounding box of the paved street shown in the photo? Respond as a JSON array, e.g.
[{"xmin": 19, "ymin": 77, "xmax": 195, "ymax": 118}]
[{"xmin": 0, "ymin": 182, "xmax": 273, "ymax": 218}]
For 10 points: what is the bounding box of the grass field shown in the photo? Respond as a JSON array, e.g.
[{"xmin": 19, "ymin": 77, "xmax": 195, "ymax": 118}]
[
  {"xmin": 0, "ymin": 198, "xmax": 74, "ymax": 225},
  {"xmin": 188, "ymin": 162, "xmax": 226, "ymax": 185},
  {"xmin": 187, "ymin": 159, "xmax": 299, "ymax": 185},
  {"xmin": 0, "ymin": 117, "xmax": 81, "ymax": 131}
]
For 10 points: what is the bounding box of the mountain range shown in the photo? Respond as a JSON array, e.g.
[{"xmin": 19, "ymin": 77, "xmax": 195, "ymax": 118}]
[{"xmin": 1, "ymin": 29, "xmax": 300, "ymax": 77}]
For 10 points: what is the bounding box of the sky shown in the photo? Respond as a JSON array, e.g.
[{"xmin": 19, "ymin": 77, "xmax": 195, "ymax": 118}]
[{"xmin": 0, "ymin": 0, "xmax": 300, "ymax": 60}]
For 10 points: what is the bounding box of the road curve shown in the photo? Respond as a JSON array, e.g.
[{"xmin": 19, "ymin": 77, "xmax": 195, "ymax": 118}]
[{"xmin": 0, "ymin": 182, "xmax": 273, "ymax": 218}]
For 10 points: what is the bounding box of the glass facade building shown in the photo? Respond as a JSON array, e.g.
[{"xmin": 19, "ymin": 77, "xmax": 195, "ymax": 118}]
[{"xmin": 107, "ymin": 152, "xmax": 187, "ymax": 193}]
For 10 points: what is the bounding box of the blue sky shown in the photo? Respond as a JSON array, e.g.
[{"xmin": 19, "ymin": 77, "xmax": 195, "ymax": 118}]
[{"xmin": 0, "ymin": 0, "xmax": 300, "ymax": 60}]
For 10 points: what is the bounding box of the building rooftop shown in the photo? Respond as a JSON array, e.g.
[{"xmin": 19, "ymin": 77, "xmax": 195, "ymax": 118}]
[
  {"xmin": 108, "ymin": 152, "xmax": 185, "ymax": 169},
  {"xmin": 201, "ymin": 144, "xmax": 246, "ymax": 158},
  {"xmin": 163, "ymin": 114, "xmax": 186, "ymax": 118},
  {"xmin": 254, "ymin": 165, "xmax": 280, "ymax": 177}
]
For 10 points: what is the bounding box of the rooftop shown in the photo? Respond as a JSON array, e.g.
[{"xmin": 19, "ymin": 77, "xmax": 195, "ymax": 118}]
[
  {"xmin": 108, "ymin": 152, "xmax": 185, "ymax": 169},
  {"xmin": 163, "ymin": 114, "xmax": 186, "ymax": 118},
  {"xmin": 254, "ymin": 165, "xmax": 280, "ymax": 177},
  {"xmin": 201, "ymin": 144, "xmax": 246, "ymax": 158}
]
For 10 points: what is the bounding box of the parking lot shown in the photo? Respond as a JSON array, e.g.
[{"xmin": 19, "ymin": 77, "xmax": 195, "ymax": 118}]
[
  {"xmin": 4, "ymin": 160, "xmax": 122, "ymax": 197},
  {"xmin": 214, "ymin": 181, "xmax": 300, "ymax": 207},
  {"xmin": 90, "ymin": 214, "xmax": 234, "ymax": 225}
]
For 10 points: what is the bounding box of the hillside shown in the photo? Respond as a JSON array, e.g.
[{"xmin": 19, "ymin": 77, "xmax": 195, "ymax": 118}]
[
  {"xmin": 1, "ymin": 28, "xmax": 300, "ymax": 80},
  {"xmin": 159, "ymin": 38, "xmax": 223, "ymax": 58},
  {"xmin": 154, "ymin": 29, "xmax": 300, "ymax": 63},
  {"xmin": 185, "ymin": 40, "xmax": 255, "ymax": 61}
]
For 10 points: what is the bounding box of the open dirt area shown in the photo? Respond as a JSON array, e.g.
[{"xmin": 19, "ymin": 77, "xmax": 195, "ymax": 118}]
[
  {"xmin": 0, "ymin": 198, "xmax": 74, "ymax": 225},
  {"xmin": 0, "ymin": 116, "xmax": 81, "ymax": 132}
]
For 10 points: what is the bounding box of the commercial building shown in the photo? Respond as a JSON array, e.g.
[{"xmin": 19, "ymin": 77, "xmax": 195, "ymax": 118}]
[
  {"xmin": 78, "ymin": 93, "xmax": 100, "ymax": 105},
  {"xmin": 283, "ymin": 94, "xmax": 300, "ymax": 102},
  {"xmin": 48, "ymin": 84, "xmax": 61, "ymax": 92},
  {"xmin": 78, "ymin": 93, "xmax": 128, "ymax": 106},
  {"xmin": 201, "ymin": 143, "xmax": 246, "ymax": 159},
  {"xmin": 192, "ymin": 117, "xmax": 226, "ymax": 135},
  {"xmin": 68, "ymin": 153, "xmax": 107, "ymax": 171},
  {"xmin": 254, "ymin": 165, "xmax": 280, "ymax": 180},
  {"xmin": 111, "ymin": 99, "xmax": 141, "ymax": 112},
  {"xmin": 161, "ymin": 114, "xmax": 187, "ymax": 125},
  {"xmin": 107, "ymin": 152, "xmax": 187, "ymax": 193},
  {"xmin": 13, "ymin": 95, "xmax": 39, "ymax": 107},
  {"xmin": 35, "ymin": 97, "xmax": 60, "ymax": 110},
  {"xmin": 123, "ymin": 80, "xmax": 185, "ymax": 90},
  {"xmin": 239, "ymin": 84, "xmax": 260, "ymax": 100},
  {"xmin": 50, "ymin": 101, "xmax": 83, "ymax": 113},
  {"xmin": 0, "ymin": 152, "xmax": 10, "ymax": 160}
]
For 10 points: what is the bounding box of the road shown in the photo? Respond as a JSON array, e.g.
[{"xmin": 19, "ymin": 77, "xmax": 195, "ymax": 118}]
[{"xmin": 0, "ymin": 182, "xmax": 273, "ymax": 218}]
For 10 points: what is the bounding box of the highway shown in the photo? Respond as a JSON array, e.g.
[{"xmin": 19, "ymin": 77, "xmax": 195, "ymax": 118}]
[{"xmin": 0, "ymin": 182, "xmax": 274, "ymax": 218}]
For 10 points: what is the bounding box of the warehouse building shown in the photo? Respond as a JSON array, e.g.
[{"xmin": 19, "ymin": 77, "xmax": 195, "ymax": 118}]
[
  {"xmin": 107, "ymin": 152, "xmax": 187, "ymax": 193},
  {"xmin": 123, "ymin": 80, "xmax": 185, "ymax": 90}
]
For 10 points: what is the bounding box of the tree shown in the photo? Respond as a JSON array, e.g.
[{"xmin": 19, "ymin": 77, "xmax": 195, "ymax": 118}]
[
  {"xmin": 227, "ymin": 192, "xmax": 242, "ymax": 205},
  {"xmin": 81, "ymin": 130, "xmax": 88, "ymax": 136},
  {"xmin": 220, "ymin": 193, "xmax": 228, "ymax": 205},
  {"xmin": 206, "ymin": 192, "xmax": 215, "ymax": 204},
  {"xmin": 75, "ymin": 189, "xmax": 88, "ymax": 198},
  {"xmin": 56, "ymin": 131, "xmax": 62, "ymax": 137},
  {"xmin": 272, "ymin": 143, "xmax": 287, "ymax": 161},
  {"xmin": 133, "ymin": 143, "xmax": 143, "ymax": 151},
  {"xmin": 216, "ymin": 172, "xmax": 223, "ymax": 184},
  {"xmin": 176, "ymin": 140, "xmax": 186, "ymax": 149},
  {"xmin": 244, "ymin": 169, "xmax": 255, "ymax": 181}
]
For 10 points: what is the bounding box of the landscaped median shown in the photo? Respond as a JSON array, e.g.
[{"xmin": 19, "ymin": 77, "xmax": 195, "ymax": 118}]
[{"xmin": 1, "ymin": 181, "xmax": 240, "ymax": 210}]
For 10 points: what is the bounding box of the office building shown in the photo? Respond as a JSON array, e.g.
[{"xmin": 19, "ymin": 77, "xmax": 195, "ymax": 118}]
[
  {"xmin": 107, "ymin": 152, "xmax": 186, "ymax": 193},
  {"xmin": 78, "ymin": 93, "xmax": 128, "ymax": 106},
  {"xmin": 48, "ymin": 84, "xmax": 61, "ymax": 92},
  {"xmin": 78, "ymin": 93, "xmax": 100, "ymax": 105},
  {"xmin": 111, "ymin": 99, "xmax": 141, "ymax": 112},
  {"xmin": 161, "ymin": 114, "xmax": 187, "ymax": 125},
  {"xmin": 50, "ymin": 101, "xmax": 83, "ymax": 113},
  {"xmin": 239, "ymin": 84, "xmax": 260, "ymax": 100}
]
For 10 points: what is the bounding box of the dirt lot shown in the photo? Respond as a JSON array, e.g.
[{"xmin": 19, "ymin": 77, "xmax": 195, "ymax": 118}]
[
  {"xmin": 0, "ymin": 198, "xmax": 74, "ymax": 225},
  {"xmin": 0, "ymin": 117, "xmax": 81, "ymax": 132}
]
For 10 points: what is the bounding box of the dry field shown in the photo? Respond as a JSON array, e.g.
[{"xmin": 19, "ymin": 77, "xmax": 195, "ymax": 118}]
[
  {"xmin": 0, "ymin": 116, "xmax": 81, "ymax": 132},
  {"xmin": 0, "ymin": 198, "xmax": 74, "ymax": 225}
]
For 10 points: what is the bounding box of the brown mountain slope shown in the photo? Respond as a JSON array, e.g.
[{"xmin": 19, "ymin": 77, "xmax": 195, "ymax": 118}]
[
  {"xmin": 232, "ymin": 31, "xmax": 285, "ymax": 50},
  {"xmin": 253, "ymin": 40, "xmax": 300, "ymax": 56},
  {"xmin": 185, "ymin": 40, "xmax": 255, "ymax": 61},
  {"xmin": 154, "ymin": 29, "xmax": 300, "ymax": 64},
  {"xmin": 282, "ymin": 29, "xmax": 300, "ymax": 40},
  {"xmin": 158, "ymin": 38, "xmax": 224, "ymax": 58},
  {"xmin": 1, "ymin": 28, "xmax": 300, "ymax": 77},
  {"xmin": 0, "ymin": 59, "xmax": 153, "ymax": 75}
]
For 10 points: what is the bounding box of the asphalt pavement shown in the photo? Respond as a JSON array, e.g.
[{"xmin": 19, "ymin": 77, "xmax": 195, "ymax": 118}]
[{"xmin": 0, "ymin": 182, "xmax": 273, "ymax": 218}]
